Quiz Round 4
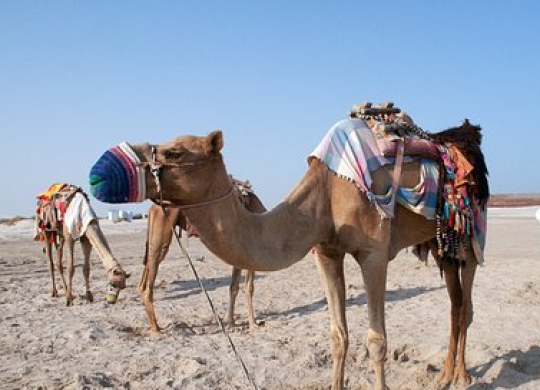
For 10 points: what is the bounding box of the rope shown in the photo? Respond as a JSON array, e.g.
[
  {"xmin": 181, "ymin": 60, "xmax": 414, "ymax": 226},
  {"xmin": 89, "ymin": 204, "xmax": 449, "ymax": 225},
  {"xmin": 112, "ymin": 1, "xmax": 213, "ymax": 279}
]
[{"xmin": 160, "ymin": 202, "xmax": 259, "ymax": 390}]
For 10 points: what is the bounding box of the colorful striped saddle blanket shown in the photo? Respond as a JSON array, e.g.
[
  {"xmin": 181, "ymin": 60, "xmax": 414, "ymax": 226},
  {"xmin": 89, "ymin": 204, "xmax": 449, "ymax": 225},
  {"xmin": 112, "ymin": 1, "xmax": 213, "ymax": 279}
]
[
  {"xmin": 309, "ymin": 118, "xmax": 487, "ymax": 264},
  {"xmin": 309, "ymin": 118, "xmax": 440, "ymax": 219},
  {"xmin": 35, "ymin": 184, "xmax": 97, "ymax": 242}
]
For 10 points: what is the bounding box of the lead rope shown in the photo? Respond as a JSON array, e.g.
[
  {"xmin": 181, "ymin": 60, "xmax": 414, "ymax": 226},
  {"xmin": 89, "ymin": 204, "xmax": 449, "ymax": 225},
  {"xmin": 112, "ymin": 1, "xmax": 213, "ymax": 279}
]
[{"xmin": 157, "ymin": 194, "xmax": 259, "ymax": 390}]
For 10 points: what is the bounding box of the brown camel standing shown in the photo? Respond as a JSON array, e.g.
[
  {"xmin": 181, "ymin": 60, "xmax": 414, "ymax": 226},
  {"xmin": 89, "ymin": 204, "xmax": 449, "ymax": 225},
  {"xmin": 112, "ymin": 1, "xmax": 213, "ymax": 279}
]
[
  {"xmin": 138, "ymin": 178, "xmax": 267, "ymax": 332},
  {"xmin": 90, "ymin": 115, "xmax": 488, "ymax": 390},
  {"xmin": 36, "ymin": 184, "xmax": 130, "ymax": 306}
]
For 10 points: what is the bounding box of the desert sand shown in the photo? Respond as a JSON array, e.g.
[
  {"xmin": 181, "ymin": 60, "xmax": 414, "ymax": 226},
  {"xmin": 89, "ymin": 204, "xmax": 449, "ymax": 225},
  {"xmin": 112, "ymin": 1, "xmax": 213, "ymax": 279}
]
[{"xmin": 1, "ymin": 207, "xmax": 539, "ymax": 389}]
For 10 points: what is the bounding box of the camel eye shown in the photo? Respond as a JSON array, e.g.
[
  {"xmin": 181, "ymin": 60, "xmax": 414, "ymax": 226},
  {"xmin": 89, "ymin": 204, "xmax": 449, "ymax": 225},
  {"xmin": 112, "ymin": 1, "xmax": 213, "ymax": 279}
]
[{"xmin": 164, "ymin": 147, "xmax": 188, "ymax": 161}]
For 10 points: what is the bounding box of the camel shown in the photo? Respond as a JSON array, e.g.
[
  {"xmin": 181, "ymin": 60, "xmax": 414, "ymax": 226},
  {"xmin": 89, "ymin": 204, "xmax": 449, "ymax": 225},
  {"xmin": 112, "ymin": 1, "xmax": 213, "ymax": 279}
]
[
  {"xmin": 89, "ymin": 113, "xmax": 489, "ymax": 389},
  {"xmin": 138, "ymin": 178, "xmax": 267, "ymax": 332},
  {"xmin": 36, "ymin": 184, "xmax": 130, "ymax": 306}
]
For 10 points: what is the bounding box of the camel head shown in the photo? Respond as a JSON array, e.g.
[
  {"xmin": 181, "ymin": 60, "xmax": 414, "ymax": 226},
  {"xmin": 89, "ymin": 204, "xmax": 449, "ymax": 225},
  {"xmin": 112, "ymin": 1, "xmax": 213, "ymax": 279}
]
[
  {"xmin": 89, "ymin": 131, "xmax": 231, "ymax": 206},
  {"xmin": 106, "ymin": 264, "xmax": 131, "ymax": 304},
  {"xmin": 109, "ymin": 264, "xmax": 130, "ymax": 289}
]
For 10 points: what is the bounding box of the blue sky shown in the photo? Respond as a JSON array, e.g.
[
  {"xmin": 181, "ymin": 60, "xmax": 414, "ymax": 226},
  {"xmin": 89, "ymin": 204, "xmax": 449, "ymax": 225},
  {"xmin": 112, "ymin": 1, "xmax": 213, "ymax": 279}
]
[{"xmin": 1, "ymin": 1, "xmax": 539, "ymax": 217}]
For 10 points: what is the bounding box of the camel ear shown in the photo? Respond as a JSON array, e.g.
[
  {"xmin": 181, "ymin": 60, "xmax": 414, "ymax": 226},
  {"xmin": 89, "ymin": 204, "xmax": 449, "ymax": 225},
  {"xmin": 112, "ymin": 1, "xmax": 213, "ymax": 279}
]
[{"xmin": 205, "ymin": 130, "xmax": 223, "ymax": 156}]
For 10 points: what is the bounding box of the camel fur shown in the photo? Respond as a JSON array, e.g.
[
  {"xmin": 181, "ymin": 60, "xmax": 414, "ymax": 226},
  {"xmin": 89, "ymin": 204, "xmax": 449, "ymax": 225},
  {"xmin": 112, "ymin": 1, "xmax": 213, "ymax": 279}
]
[
  {"xmin": 36, "ymin": 188, "xmax": 130, "ymax": 306},
  {"xmin": 93, "ymin": 121, "xmax": 488, "ymax": 390},
  {"xmin": 138, "ymin": 181, "xmax": 267, "ymax": 332}
]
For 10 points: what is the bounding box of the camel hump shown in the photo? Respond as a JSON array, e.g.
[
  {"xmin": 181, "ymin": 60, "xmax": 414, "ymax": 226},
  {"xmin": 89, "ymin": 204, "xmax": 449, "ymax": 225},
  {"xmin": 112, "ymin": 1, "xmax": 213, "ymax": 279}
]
[{"xmin": 431, "ymin": 119, "xmax": 483, "ymax": 147}]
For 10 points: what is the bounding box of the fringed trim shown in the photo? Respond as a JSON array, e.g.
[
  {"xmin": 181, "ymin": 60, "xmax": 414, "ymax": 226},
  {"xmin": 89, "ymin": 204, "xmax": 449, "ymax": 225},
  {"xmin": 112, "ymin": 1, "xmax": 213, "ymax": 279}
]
[{"xmin": 315, "ymin": 158, "xmax": 391, "ymax": 219}]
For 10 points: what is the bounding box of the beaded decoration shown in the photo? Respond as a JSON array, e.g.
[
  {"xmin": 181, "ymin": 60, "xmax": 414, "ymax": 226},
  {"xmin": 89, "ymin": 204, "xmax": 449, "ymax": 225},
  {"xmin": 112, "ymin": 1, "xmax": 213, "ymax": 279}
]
[{"xmin": 436, "ymin": 145, "xmax": 474, "ymax": 267}]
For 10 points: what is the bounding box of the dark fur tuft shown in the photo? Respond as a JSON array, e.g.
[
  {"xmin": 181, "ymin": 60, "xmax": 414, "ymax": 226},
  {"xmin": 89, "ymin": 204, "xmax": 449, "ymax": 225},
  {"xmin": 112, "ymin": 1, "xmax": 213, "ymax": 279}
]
[{"xmin": 431, "ymin": 119, "xmax": 490, "ymax": 206}]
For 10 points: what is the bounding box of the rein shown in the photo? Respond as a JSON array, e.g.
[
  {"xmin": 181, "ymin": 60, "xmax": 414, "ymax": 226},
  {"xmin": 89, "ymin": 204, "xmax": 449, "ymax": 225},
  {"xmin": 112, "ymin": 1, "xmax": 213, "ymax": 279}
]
[{"xmin": 143, "ymin": 144, "xmax": 259, "ymax": 389}]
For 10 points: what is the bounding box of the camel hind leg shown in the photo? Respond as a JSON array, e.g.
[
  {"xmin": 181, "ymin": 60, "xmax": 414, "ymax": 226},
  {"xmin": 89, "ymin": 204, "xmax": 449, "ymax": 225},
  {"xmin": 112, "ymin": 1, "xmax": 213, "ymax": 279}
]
[
  {"xmin": 244, "ymin": 269, "xmax": 259, "ymax": 328},
  {"xmin": 44, "ymin": 237, "xmax": 58, "ymax": 298},
  {"xmin": 141, "ymin": 205, "xmax": 177, "ymax": 332},
  {"xmin": 228, "ymin": 268, "xmax": 259, "ymax": 329},
  {"xmin": 55, "ymin": 235, "xmax": 70, "ymax": 303},
  {"xmin": 315, "ymin": 246, "xmax": 347, "ymax": 390},
  {"xmin": 438, "ymin": 254, "xmax": 477, "ymax": 386}
]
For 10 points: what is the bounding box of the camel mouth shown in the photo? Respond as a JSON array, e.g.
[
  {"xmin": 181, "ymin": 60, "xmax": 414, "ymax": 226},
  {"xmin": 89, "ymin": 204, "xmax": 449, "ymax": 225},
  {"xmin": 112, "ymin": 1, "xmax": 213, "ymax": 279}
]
[
  {"xmin": 89, "ymin": 142, "xmax": 146, "ymax": 203},
  {"xmin": 105, "ymin": 283, "xmax": 121, "ymax": 305}
]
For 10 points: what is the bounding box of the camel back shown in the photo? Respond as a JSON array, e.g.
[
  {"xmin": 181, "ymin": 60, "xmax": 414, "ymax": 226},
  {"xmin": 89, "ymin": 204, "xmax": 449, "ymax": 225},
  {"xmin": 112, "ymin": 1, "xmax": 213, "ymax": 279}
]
[{"xmin": 346, "ymin": 102, "xmax": 490, "ymax": 264}]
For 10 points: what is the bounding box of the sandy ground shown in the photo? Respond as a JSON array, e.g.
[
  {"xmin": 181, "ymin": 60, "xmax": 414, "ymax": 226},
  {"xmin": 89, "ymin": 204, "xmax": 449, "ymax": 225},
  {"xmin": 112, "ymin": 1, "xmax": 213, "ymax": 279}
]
[{"xmin": 1, "ymin": 208, "xmax": 539, "ymax": 390}]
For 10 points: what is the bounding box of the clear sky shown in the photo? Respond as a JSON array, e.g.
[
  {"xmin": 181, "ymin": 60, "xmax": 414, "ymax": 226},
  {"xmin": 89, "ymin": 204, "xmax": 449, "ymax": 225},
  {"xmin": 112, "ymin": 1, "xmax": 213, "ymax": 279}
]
[{"xmin": 1, "ymin": 1, "xmax": 539, "ymax": 217}]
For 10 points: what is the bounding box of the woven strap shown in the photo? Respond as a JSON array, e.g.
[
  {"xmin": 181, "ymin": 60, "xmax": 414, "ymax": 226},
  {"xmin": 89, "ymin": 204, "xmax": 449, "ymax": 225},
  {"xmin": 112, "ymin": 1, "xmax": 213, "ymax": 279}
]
[{"xmin": 389, "ymin": 139, "xmax": 405, "ymax": 218}]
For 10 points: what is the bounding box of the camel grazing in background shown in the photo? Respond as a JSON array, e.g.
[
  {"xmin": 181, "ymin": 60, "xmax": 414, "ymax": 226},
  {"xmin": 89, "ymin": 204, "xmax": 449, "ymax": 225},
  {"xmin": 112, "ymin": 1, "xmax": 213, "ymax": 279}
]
[
  {"xmin": 36, "ymin": 184, "xmax": 130, "ymax": 306},
  {"xmin": 90, "ymin": 109, "xmax": 489, "ymax": 390},
  {"xmin": 138, "ymin": 178, "xmax": 266, "ymax": 332}
]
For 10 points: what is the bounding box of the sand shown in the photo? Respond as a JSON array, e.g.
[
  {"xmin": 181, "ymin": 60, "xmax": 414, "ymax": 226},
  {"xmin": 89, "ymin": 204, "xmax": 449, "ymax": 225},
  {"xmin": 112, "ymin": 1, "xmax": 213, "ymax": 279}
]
[{"xmin": 1, "ymin": 208, "xmax": 539, "ymax": 389}]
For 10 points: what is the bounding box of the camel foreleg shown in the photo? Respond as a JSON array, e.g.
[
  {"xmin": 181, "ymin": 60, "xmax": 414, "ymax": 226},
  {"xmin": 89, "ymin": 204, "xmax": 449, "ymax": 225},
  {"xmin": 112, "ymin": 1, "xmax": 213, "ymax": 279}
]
[
  {"xmin": 228, "ymin": 267, "xmax": 242, "ymax": 328},
  {"xmin": 80, "ymin": 236, "xmax": 93, "ymax": 303},
  {"xmin": 143, "ymin": 222, "xmax": 174, "ymax": 332},
  {"xmin": 316, "ymin": 247, "xmax": 347, "ymax": 390},
  {"xmin": 138, "ymin": 240, "xmax": 150, "ymax": 294},
  {"xmin": 359, "ymin": 253, "xmax": 389, "ymax": 390},
  {"xmin": 44, "ymin": 239, "xmax": 58, "ymax": 298}
]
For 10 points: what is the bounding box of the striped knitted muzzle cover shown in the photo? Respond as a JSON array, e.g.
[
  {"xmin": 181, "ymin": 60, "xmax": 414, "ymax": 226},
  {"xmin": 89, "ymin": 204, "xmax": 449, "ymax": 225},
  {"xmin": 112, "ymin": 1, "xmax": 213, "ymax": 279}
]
[{"xmin": 89, "ymin": 142, "xmax": 147, "ymax": 203}]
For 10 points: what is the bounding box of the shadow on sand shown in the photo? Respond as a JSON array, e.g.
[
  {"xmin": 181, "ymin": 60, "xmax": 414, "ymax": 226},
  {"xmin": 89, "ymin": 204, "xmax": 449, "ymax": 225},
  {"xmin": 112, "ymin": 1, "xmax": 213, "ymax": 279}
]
[
  {"xmin": 162, "ymin": 274, "xmax": 265, "ymax": 301},
  {"xmin": 262, "ymin": 285, "xmax": 444, "ymax": 321},
  {"xmin": 469, "ymin": 346, "xmax": 540, "ymax": 389}
]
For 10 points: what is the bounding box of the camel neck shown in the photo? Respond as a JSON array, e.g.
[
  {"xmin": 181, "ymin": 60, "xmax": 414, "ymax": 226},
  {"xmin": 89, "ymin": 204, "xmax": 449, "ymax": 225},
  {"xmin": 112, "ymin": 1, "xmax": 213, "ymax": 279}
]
[
  {"xmin": 84, "ymin": 222, "xmax": 120, "ymax": 273},
  {"xmin": 182, "ymin": 167, "xmax": 330, "ymax": 272}
]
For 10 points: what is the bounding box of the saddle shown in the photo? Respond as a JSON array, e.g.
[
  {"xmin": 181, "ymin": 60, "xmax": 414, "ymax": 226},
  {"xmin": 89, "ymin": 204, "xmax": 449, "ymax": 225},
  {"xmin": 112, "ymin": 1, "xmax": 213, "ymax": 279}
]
[
  {"xmin": 350, "ymin": 102, "xmax": 440, "ymax": 161},
  {"xmin": 350, "ymin": 102, "xmax": 489, "ymax": 264},
  {"xmin": 36, "ymin": 183, "xmax": 82, "ymax": 242}
]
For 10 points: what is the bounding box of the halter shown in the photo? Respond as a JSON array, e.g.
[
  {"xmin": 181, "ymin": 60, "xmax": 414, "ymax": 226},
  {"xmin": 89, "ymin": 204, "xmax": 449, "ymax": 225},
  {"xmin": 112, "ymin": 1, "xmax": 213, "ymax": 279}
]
[{"xmin": 138, "ymin": 144, "xmax": 235, "ymax": 210}]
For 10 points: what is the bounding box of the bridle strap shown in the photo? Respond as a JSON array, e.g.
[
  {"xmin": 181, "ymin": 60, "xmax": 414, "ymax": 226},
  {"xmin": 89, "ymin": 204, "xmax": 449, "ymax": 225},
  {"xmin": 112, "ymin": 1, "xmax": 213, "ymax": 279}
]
[
  {"xmin": 150, "ymin": 146, "xmax": 162, "ymax": 193},
  {"xmin": 151, "ymin": 186, "xmax": 235, "ymax": 210},
  {"xmin": 146, "ymin": 144, "xmax": 235, "ymax": 210}
]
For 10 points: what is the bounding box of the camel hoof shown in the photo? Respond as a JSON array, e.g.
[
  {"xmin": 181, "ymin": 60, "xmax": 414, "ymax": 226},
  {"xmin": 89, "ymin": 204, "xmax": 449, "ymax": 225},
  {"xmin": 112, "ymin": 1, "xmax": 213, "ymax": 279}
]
[
  {"xmin": 51, "ymin": 291, "xmax": 58, "ymax": 298},
  {"xmin": 250, "ymin": 320, "xmax": 265, "ymax": 329},
  {"xmin": 437, "ymin": 370, "xmax": 454, "ymax": 387},
  {"xmin": 453, "ymin": 370, "xmax": 472, "ymax": 386},
  {"xmin": 86, "ymin": 291, "xmax": 94, "ymax": 303}
]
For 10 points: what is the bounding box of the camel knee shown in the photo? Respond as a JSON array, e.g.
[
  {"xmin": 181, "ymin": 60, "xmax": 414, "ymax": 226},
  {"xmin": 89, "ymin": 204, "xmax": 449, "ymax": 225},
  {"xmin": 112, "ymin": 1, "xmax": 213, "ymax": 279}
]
[
  {"xmin": 367, "ymin": 329, "xmax": 387, "ymax": 363},
  {"xmin": 330, "ymin": 326, "xmax": 349, "ymax": 360},
  {"xmin": 143, "ymin": 288, "xmax": 154, "ymax": 304},
  {"xmin": 244, "ymin": 283, "xmax": 254, "ymax": 298},
  {"xmin": 462, "ymin": 304, "xmax": 474, "ymax": 328},
  {"xmin": 229, "ymin": 283, "xmax": 240, "ymax": 298}
]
